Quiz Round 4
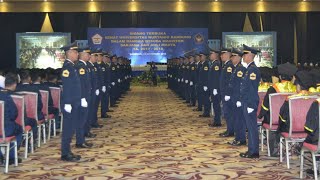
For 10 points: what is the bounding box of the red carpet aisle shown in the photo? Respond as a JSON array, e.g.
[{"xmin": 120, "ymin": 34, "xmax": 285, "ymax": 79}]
[{"xmin": 1, "ymin": 86, "xmax": 306, "ymax": 179}]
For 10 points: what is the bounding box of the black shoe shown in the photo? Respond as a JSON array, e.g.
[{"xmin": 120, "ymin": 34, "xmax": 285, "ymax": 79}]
[
  {"xmin": 208, "ymin": 123, "xmax": 222, "ymax": 127},
  {"xmin": 101, "ymin": 114, "xmax": 112, "ymax": 118},
  {"xmin": 199, "ymin": 114, "xmax": 210, "ymax": 118},
  {"xmin": 240, "ymin": 151, "xmax": 259, "ymax": 159},
  {"xmin": 221, "ymin": 132, "xmax": 234, "ymax": 137},
  {"xmin": 306, "ymin": 168, "xmax": 320, "ymax": 175},
  {"xmin": 219, "ymin": 131, "xmax": 228, "ymax": 137},
  {"xmin": 85, "ymin": 132, "xmax": 97, "ymax": 138},
  {"xmin": 61, "ymin": 154, "xmax": 80, "ymax": 162},
  {"xmin": 76, "ymin": 142, "xmax": 92, "ymax": 148},
  {"xmin": 111, "ymin": 105, "xmax": 118, "ymax": 108},
  {"xmin": 9, "ymin": 158, "xmax": 22, "ymax": 165},
  {"xmin": 70, "ymin": 152, "xmax": 81, "ymax": 160},
  {"xmin": 108, "ymin": 109, "xmax": 114, "ymax": 112},
  {"xmin": 193, "ymin": 108, "xmax": 202, "ymax": 112},
  {"xmin": 228, "ymin": 140, "xmax": 246, "ymax": 146},
  {"xmin": 187, "ymin": 104, "xmax": 193, "ymax": 107}
]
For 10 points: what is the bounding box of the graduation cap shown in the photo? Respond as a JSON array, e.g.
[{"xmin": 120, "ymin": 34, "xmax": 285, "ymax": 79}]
[
  {"xmin": 60, "ymin": 42, "xmax": 78, "ymax": 52},
  {"xmin": 309, "ymin": 69, "xmax": 320, "ymax": 85},
  {"xmin": 277, "ymin": 62, "xmax": 298, "ymax": 77},
  {"xmin": 243, "ymin": 44, "xmax": 260, "ymax": 55},
  {"xmin": 294, "ymin": 70, "xmax": 314, "ymax": 90},
  {"xmin": 259, "ymin": 67, "xmax": 274, "ymax": 83},
  {"xmin": 231, "ymin": 48, "xmax": 243, "ymax": 57},
  {"xmin": 220, "ymin": 47, "xmax": 232, "ymax": 54},
  {"xmin": 77, "ymin": 46, "xmax": 91, "ymax": 54}
]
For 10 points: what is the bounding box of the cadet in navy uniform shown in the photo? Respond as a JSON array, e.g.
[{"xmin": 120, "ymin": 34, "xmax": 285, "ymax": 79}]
[
  {"xmin": 198, "ymin": 52, "xmax": 210, "ymax": 117},
  {"xmin": 99, "ymin": 51, "xmax": 111, "ymax": 119},
  {"xmin": 208, "ymin": 49, "xmax": 222, "ymax": 127},
  {"xmin": 85, "ymin": 50, "xmax": 98, "ymax": 138},
  {"xmin": 60, "ymin": 42, "xmax": 82, "ymax": 162},
  {"xmin": 0, "ymin": 73, "xmax": 23, "ymax": 164},
  {"xmin": 226, "ymin": 48, "xmax": 247, "ymax": 146},
  {"xmin": 188, "ymin": 55, "xmax": 197, "ymax": 107},
  {"xmin": 194, "ymin": 54, "xmax": 202, "ymax": 111},
  {"xmin": 239, "ymin": 44, "xmax": 261, "ymax": 158},
  {"xmin": 110, "ymin": 55, "xmax": 119, "ymax": 107},
  {"xmin": 219, "ymin": 48, "xmax": 235, "ymax": 137},
  {"xmin": 75, "ymin": 47, "xmax": 93, "ymax": 149},
  {"xmin": 103, "ymin": 52, "xmax": 114, "ymax": 113},
  {"xmin": 91, "ymin": 50, "xmax": 104, "ymax": 128}
]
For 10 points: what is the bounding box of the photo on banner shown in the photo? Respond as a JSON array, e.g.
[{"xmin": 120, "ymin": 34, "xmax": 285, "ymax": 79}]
[
  {"xmin": 222, "ymin": 32, "xmax": 277, "ymax": 68},
  {"xmin": 88, "ymin": 28, "xmax": 208, "ymax": 67},
  {"xmin": 16, "ymin": 33, "xmax": 71, "ymax": 69}
]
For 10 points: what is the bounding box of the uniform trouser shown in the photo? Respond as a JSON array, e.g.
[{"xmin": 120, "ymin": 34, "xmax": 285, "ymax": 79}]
[
  {"xmin": 197, "ymin": 85, "xmax": 202, "ymax": 110},
  {"xmin": 25, "ymin": 117, "xmax": 38, "ymax": 142},
  {"xmin": 61, "ymin": 103, "xmax": 80, "ymax": 156},
  {"xmin": 223, "ymin": 100, "xmax": 234, "ymax": 134},
  {"xmin": 101, "ymin": 90, "xmax": 108, "ymax": 117},
  {"xmin": 190, "ymin": 85, "xmax": 196, "ymax": 106},
  {"xmin": 85, "ymin": 92, "xmax": 95, "ymax": 134},
  {"xmin": 211, "ymin": 93, "xmax": 221, "ymax": 124},
  {"xmin": 185, "ymin": 82, "xmax": 190, "ymax": 102},
  {"xmin": 110, "ymin": 86, "xmax": 116, "ymax": 106},
  {"xmin": 202, "ymin": 88, "xmax": 210, "ymax": 115},
  {"xmin": 106, "ymin": 89, "xmax": 110, "ymax": 111},
  {"xmin": 92, "ymin": 93, "xmax": 101, "ymax": 126},
  {"xmin": 1, "ymin": 126, "xmax": 23, "ymax": 159},
  {"xmin": 76, "ymin": 96, "xmax": 90, "ymax": 144},
  {"xmin": 233, "ymin": 103, "xmax": 246, "ymax": 142},
  {"xmin": 242, "ymin": 104, "xmax": 259, "ymax": 154}
]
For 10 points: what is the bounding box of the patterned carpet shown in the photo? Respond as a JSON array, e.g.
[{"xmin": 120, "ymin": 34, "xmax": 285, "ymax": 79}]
[{"xmin": 0, "ymin": 86, "xmax": 311, "ymax": 179}]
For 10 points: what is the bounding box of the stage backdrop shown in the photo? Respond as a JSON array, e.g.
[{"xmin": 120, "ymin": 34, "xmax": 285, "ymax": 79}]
[{"xmin": 88, "ymin": 28, "xmax": 208, "ymax": 66}]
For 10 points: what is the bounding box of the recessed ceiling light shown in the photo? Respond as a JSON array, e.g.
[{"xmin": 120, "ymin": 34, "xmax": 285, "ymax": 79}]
[
  {"xmin": 0, "ymin": 0, "xmax": 3, "ymax": 2},
  {"xmin": 44, "ymin": 0, "xmax": 47, "ymax": 2},
  {"xmin": 132, "ymin": 0, "xmax": 134, "ymax": 1}
]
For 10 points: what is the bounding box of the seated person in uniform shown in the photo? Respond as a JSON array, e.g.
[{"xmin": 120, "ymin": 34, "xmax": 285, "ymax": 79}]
[
  {"xmin": 43, "ymin": 71, "xmax": 60, "ymax": 88},
  {"xmin": 259, "ymin": 62, "xmax": 297, "ymax": 125},
  {"xmin": 4, "ymin": 72, "xmax": 38, "ymax": 149},
  {"xmin": 16, "ymin": 70, "xmax": 44, "ymax": 121},
  {"xmin": 31, "ymin": 71, "xmax": 60, "ymax": 133},
  {"xmin": 303, "ymin": 97, "xmax": 320, "ymax": 175},
  {"xmin": 0, "ymin": 73, "xmax": 23, "ymax": 164},
  {"xmin": 269, "ymin": 70, "xmax": 314, "ymax": 156}
]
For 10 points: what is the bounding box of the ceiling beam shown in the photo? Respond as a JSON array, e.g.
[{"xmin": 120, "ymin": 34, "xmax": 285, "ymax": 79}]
[{"xmin": 0, "ymin": 1, "xmax": 318, "ymax": 12}]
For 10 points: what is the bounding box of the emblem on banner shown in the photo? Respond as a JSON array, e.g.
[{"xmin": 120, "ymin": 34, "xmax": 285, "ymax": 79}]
[
  {"xmin": 194, "ymin": 33, "xmax": 204, "ymax": 44},
  {"xmin": 92, "ymin": 34, "xmax": 103, "ymax": 45}
]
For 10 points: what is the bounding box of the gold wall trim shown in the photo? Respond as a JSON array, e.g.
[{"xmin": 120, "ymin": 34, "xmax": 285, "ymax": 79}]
[{"xmin": 0, "ymin": 1, "xmax": 319, "ymax": 13}]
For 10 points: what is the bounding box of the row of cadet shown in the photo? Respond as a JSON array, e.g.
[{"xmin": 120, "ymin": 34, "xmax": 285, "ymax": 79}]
[
  {"xmin": 0, "ymin": 42, "xmax": 132, "ymax": 173},
  {"xmin": 167, "ymin": 44, "xmax": 320, "ymax": 178}
]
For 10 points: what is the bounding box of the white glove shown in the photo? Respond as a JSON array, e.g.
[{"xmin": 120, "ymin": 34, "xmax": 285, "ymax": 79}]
[
  {"xmin": 203, "ymin": 86, "xmax": 208, "ymax": 91},
  {"xmin": 247, "ymin": 107, "xmax": 254, "ymax": 114},
  {"xmin": 190, "ymin": 81, "xmax": 193, "ymax": 86},
  {"xmin": 178, "ymin": 79, "xmax": 180, "ymax": 82},
  {"xmin": 118, "ymin": 79, "xmax": 121, "ymax": 83},
  {"xmin": 102, "ymin": 86, "xmax": 106, "ymax": 92},
  {"xmin": 81, "ymin": 98, "xmax": 88, "ymax": 108},
  {"xmin": 64, "ymin": 104, "xmax": 72, "ymax": 113},
  {"xmin": 185, "ymin": 80, "xmax": 188, "ymax": 84},
  {"xmin": 236, "ymin": 101, "xmax": 242, "ymax": 107},
  {"xmin": 95, "ymin": 89, "xmax": 99, "ymax": 96},
  {"xmin": 224, "ymin": 96, "xmax": 230, "ymax": 101},
  {"xmin": 181, "ymin": 78, "xmax": 184, "ymax": 82},
  {"xmin": 112, "ymin": 82, "xmax": 115, "ymax": 86},
  {"xmin": 213, "ymin": 89, "xmax": 218, "ymax": 96}
]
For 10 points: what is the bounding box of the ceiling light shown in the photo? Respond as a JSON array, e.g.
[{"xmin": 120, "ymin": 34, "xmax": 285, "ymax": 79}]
[
  {"xmin": 179, "ymin": 0, "xmax": 182, "ymax": 2},
  {"xmin": 132, "ymin": 0, "xmax": 134, "ymax": 1}
]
